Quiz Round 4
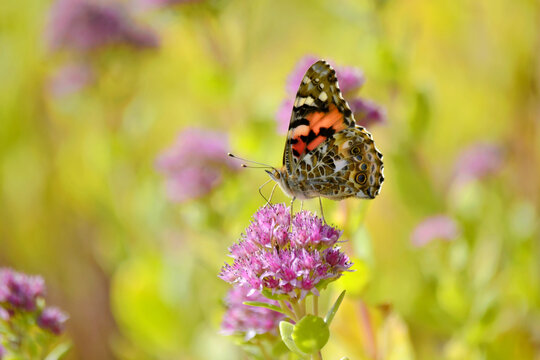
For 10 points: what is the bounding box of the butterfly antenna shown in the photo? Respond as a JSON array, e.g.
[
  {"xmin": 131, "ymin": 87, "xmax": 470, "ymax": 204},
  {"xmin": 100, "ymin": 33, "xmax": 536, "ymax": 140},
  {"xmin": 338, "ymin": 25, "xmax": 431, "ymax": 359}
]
[{"xmin": 228, "ymin": 153, "xmax": 275, "ymax": 169}]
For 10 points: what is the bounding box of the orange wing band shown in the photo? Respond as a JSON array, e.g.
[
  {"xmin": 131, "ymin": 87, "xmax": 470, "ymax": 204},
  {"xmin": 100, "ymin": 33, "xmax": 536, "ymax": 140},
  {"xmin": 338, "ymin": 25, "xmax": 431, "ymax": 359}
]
[{"xmin": 291, "ymin": 104, "xmax": 347, "ymax": 157}]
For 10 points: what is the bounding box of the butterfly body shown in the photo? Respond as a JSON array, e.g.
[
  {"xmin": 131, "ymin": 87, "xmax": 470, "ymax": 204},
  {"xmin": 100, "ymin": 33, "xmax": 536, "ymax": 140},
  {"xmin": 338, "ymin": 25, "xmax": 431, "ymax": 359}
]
[{"xmin": 269, "ymin": 60, "xmax": 384, "ymax": 201}]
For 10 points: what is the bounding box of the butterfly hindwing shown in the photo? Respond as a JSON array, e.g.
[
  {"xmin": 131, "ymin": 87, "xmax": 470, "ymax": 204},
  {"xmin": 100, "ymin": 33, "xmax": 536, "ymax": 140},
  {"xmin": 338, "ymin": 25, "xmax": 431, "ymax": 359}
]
[{"xmin": 290, "ymin": 127, "xmax": 384, "ymax": 199}]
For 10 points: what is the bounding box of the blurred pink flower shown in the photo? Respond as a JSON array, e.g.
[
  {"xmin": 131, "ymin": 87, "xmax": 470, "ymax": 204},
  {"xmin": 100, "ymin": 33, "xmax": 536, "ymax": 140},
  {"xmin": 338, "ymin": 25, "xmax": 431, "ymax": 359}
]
[
  {"xmin": 276, "ymin": 56, "xmax": 384, "ymax": 133},
  {"xmin": 46, "ymin": 0, "xmax": 158, "ymax": 53},
  {"xmin": 0, "ymin": 307, "xmax": 9, "ymax": 321},
  {"xmin": 37, "ymin": 307, "xmax": 69, "ymax": 335},
  {"xmin": 48, "ymin": 62, "xmax": 94, "ymax": 96},
  {"xmin": 221, "ymin": 286, "xmax": 285, "ymax": 340},
  {"xmin": 0, "ymin": 343, "xmax": 4, "ymax": 360},
  {"xmin": 0, "ymin": 268, "xmax": 45, "ymax": 312},
  {"xmin": 454, "ymin": 143, "xmax": 503, "ymax": 182},
  {"xmin": 155, "ymin": 128, "xmax": 238, "ymax": 202},
  {"xmin": 349, "ymin": 98, "xmax": 387, "ymax": 129},
  {"xmin": 0, "ymin": 268, "xmax": 68, "ymax": 354},
  {"xmin": 411, "ymin": 215, "xmax": 460, "ymax": 247},
  {"xmin": 136, "ymin": 0, "xmax": 202, "ymax": 8}
]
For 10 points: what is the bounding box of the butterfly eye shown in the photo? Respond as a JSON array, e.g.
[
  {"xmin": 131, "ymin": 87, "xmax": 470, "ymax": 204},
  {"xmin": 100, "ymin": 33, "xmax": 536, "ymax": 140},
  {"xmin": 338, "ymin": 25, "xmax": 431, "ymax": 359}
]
[
  {"xmin": 355, "ymin": 173, "xmax": 366, "ymax": 184},
  {"xmin": 350, "ymin": 146, "xmax": 361, "ymax": 156}
]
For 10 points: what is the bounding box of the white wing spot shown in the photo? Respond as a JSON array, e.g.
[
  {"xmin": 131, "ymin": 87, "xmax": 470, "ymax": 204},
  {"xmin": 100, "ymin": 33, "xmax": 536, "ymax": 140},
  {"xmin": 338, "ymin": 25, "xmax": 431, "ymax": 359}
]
[
  {"xmin": 334, "ymin": 159, "xmax": 347, "ymax": 171},
  {"xmin": 303, "ymin": 154, "xmax": 313, "ymax": 166},
  {"xmin": 320, "ymin": 83, "xmax": 325, "ymax": 89},
  {"xmin": 318, "ymin": 92, "xmax": 328, "ymax": 101},
  {"xmin": 302, "ymin": 76, "xmax": 311, "ymax": 84},
  {"xmin": 304, "ymin": 96, "xmax": 314, "ymax": 106}
]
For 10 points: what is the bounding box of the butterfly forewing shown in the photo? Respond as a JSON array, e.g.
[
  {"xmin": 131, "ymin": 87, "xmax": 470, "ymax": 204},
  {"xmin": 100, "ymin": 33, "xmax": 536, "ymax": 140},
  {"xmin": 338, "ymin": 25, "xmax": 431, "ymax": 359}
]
[
  {"xmin": 279, "ymin": 59, "xmax": 384, "ymax": 200},
  {"xmin": 284, "ymin": 60, "xmax": 355, "ymax": 172}
]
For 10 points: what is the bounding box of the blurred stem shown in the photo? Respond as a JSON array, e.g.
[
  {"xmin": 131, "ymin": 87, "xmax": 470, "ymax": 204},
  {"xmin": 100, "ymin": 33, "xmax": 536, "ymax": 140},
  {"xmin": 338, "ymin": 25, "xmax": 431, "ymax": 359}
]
[
  {"xmin": 313, "ymin": 295, "xmax": 319, "ymax": 316},
  {"xmin": 291, "ymin": 301, "xmax": 304, "ymax": 320},
  {"xmin": 311, "ymin": 351, "xmax": 323, "ymax": 360},
  {"xmin": 300, "ymin": 298, "xmax": 307, "ymax": 317},
  {"xmin": 200, "ymin": 13, "xmax": 226, "ymax": 66},
  {"xmin": 254, "ymin": 339, "xmax": 272, "ymax": 360},
  {"xmin": 359, "ymin": 300, "xmax": 377, "ymax": 360},
  {"xmin": 278, "ymin": 300, "xmax": 297, "ymax": 321}
]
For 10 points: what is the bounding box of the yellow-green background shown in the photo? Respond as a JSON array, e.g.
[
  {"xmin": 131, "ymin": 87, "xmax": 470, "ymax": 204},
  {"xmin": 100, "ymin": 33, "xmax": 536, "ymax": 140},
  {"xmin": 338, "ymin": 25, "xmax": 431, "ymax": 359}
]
[{"xmin": 1, "ymin": 0, "xmax": 539, "ymax": 359}]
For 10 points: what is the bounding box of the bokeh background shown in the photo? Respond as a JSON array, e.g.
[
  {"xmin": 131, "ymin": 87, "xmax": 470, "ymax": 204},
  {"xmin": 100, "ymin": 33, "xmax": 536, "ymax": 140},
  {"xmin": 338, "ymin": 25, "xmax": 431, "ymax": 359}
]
[{"xmin": 1, "ymin": 0, "xmax": 540, "ymax": 359}]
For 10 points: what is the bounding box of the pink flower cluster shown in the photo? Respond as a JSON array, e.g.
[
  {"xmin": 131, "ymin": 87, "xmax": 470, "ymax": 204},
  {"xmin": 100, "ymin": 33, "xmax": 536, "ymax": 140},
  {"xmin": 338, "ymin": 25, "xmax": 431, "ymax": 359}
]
[
  {"xmin": 47, "ymin": 0, "xmax": 158, "ymax": 53},
  {"xmin": 37, "ymin": 307, "xmax": 69, "ymax": 335},
  {"xmin": 156, "ymin": 127, "xmax": 238, "ymax": 202},
  {"xmin": 220, "ymin": 204, "xmax": 352, "ymax": 300},
  {"xmin": 454, "ymin": 143, "xmax": 503, "ymax": 183},
  {"xmin": 0, "ymin": 269, "xmax": 44, "ymax": 312},
  {"xmin": 0, "ymin": 268, "xmax": 68, "ymax": 335},
  {"xmin": 276, "ymin": 56, "xmax": 386, "ymax": 133},
  {"xmin": 221, "ymin": 286, "xmax": 285, "ymax": 340},
  {"xmin": 136, "ymin": 0, "xmax": 202, "ymax": 8},
  {"xmin": 411, "ymin": 215, "xmax": 460, "ymax": 247}
]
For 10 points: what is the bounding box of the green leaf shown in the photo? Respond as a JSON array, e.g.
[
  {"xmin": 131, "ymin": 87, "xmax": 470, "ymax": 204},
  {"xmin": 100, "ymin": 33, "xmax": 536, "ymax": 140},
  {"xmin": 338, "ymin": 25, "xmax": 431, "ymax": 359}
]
[
  {"xmin": 243, "ymin": 301, "xmax": 286, "ymax": 314},
  {"xmin": 324, "ymin": 290, "xmax": 346, "ymax": 325},
  {"xmin": 292, "ymin": 315, "xmax": 330, "ymax": 354},
  {"xmin": 45, "ymin": 341, "xmax": 72, "ymax": 360},
  {"xmin": 279, "ymin": 321, "xmax": 308, "ymax": 357}
]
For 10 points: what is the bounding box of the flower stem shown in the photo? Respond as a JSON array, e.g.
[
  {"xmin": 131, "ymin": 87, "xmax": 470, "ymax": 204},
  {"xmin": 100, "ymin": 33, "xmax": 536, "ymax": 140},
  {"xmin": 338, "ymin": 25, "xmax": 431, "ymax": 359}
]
[
  {"xmin": 291, "ymin": 301, "xmax": 304, "ymax": 320},
  {"xmin": 359, "ymin": 300, "xmax": 377, "ymax": 359},
  {"xmin": 313, "ymin": 295, "xmax": 319, "ymax": 316},
  {"xmin": 279, "ymin": 300, "xmax": 297, "ymax": 321},
  {"xmin": 254, "ymin": 339, "xmax": 272, "ymax": 360},
  {"xmin": 311, "ymin": 350, "xmax": 323, "ymax": 360},
  {"xmin": 300, "ymin": 298, "xmax": 307, "ymax": 317}
]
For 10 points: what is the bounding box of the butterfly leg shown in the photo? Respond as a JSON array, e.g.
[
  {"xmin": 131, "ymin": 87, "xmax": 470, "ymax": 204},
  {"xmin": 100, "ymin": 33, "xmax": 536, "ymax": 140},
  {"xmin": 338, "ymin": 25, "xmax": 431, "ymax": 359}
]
[
  {"xmin": 266, "ymin": 183, "xmax": 278, "ymax": 206},
  {"xmin": 318, "ymin": 196, "xmax": 327, "ymax": 224},
  {"xmin": 258, "ymin": 179, "xmax": 272, "ymax": 205},
  {"xmin": 289, "ymin": 196, "xmax": 296, "ymax": 221}
]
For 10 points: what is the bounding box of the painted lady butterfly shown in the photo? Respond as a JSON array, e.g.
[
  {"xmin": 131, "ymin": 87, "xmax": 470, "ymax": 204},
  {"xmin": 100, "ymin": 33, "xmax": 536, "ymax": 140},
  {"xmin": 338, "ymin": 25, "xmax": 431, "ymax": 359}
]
[{"xmin": 266, "ymin": 59, "xmax": 384, "ymax": 202}]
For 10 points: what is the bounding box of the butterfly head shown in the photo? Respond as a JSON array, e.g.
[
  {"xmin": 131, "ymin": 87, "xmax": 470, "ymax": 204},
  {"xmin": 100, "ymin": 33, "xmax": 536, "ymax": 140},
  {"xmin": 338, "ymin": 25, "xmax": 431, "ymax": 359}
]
[
  {"xmin": 266, "ymin": 167, "xmax": 298, "ymax": 199},
  {"xmin": 265, "ymin": 168, "xmax": 282, "ymax": 182}
]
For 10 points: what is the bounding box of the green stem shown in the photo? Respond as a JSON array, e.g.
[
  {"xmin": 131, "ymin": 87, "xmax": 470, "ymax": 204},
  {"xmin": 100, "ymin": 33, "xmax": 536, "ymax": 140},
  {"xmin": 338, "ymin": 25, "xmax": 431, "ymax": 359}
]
[
  {"xmin": 291, "ymin": 301, "xmax": 304, "ymax": 320},
  {"xmin": 278, "ymin": 300, "xmax": 297, "ymax": 321},
  {"xmin": 300, "ymin": 298, "xmax": 307, "ymax": 317},
  {"xmin": 254, "ymin": 338, "xmax": 272, "ymax": 360},
  {"xmin": 313, "ymin": 295, "xmax": 319, "ymax": 316}
]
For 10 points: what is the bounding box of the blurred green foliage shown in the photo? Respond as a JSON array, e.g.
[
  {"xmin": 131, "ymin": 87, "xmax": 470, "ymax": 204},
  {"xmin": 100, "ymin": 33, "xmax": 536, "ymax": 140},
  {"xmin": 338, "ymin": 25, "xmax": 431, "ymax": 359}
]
[{"xmin": 1, "ymin": 0, "xmax": 539, "ymax": 359}]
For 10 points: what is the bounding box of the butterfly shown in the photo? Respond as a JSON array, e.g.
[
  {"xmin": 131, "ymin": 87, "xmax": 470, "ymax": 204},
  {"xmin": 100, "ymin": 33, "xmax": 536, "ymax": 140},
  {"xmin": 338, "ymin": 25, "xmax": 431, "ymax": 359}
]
[{"xmin": 265, "ymin": 59, "xmax": 384, "ymax": 202}]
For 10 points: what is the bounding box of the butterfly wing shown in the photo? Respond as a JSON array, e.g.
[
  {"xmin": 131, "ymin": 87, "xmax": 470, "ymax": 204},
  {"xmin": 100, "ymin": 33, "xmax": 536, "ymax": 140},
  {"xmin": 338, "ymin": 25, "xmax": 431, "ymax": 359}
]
[
  {"xmin": 290, "ymin": 127, "xmax": 384, "ymax": 199},
  {"xmin": 283, "ymin": 60, "xmax": 384, "ymax": 199},
  {"xmin": 283, "ymin": 60, "xmax": 355, "ymax": 174}
]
